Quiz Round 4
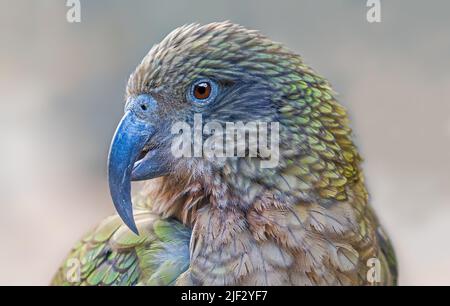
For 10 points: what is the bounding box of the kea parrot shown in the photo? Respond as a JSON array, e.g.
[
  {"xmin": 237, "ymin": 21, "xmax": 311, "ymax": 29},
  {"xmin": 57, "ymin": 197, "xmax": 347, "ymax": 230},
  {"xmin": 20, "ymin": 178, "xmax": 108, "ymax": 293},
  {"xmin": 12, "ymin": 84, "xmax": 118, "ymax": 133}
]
[{"xmin": 52, "ymin": 21, "xmax": 397, "ymax": 286}]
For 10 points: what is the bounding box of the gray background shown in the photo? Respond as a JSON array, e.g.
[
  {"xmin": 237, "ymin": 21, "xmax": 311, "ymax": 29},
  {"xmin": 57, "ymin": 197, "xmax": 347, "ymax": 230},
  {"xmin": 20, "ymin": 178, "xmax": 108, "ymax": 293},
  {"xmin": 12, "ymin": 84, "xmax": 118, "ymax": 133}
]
[{"xmin": 0, "ymin": 0, "xmax": 449, "ymax": 285}]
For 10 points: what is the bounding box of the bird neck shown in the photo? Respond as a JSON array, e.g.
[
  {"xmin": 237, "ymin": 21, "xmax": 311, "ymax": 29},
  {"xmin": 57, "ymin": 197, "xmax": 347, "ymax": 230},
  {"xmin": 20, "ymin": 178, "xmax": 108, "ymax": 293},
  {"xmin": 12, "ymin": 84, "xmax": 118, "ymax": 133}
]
[{"xmin": 141, "ymin": 166, "xmax": 370, "ymax": 285}]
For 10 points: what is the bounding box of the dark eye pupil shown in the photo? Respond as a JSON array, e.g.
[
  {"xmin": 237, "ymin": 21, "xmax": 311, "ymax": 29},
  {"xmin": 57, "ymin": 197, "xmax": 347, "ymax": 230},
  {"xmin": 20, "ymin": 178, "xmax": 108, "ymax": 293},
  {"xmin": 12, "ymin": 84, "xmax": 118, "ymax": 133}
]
[
  {"xmin": 194, "ymin": 82, "xmax": 211, "ymax": 100},
  {"xmin": 197, "ymin": 85, "xmax": 206, "ymax": 94}
]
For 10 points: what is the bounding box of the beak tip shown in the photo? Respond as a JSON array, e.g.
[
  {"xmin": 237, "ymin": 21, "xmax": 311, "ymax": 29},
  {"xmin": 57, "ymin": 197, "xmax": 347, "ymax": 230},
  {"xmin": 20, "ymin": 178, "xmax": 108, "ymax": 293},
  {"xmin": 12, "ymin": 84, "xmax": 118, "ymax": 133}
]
[
  {"xmin": 123, "ymin": 214, "xmax": 139, "ymax": 235},
  {"xmin": 115, "ymin": 203, "xmax": 140, "ymax": 235},
  {"xmin": 112, "ymin": 198, "xmax": 141, "ymax": 236},
  {"xmin": 128, "ymin": 223, "xmax": 140, "ymax": 236}
]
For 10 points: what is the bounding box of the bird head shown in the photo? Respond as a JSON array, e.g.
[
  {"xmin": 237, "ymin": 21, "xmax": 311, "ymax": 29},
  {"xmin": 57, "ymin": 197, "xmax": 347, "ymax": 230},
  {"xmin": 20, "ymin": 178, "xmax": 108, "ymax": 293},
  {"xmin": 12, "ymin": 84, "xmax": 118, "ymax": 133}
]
[{"xmin": 108, "ymin": 22, "xmax": 361, "ymax": 234}]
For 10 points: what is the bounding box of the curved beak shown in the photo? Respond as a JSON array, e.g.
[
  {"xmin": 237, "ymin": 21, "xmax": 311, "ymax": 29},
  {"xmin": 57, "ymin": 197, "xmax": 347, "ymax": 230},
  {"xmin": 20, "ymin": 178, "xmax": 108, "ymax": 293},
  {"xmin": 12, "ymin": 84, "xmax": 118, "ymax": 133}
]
[
  {"xmin": 108, "ymin": 94, "xmax": 170, "ymax": 234},
  {"xmin": 108, "ymin": 111, "xmax": 154, "ymax": 234}
]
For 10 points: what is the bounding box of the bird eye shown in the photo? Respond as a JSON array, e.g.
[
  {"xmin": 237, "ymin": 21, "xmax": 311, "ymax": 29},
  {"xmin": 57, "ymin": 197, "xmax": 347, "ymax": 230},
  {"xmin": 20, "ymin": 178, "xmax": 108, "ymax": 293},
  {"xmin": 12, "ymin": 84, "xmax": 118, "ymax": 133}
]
[
  {"xmin": 194, "ymin": 82, "xmax": 211, "ymax": 100},
  {"xmin": 188, "ymin": 79, "xmax": 218, "ymax": 104}
]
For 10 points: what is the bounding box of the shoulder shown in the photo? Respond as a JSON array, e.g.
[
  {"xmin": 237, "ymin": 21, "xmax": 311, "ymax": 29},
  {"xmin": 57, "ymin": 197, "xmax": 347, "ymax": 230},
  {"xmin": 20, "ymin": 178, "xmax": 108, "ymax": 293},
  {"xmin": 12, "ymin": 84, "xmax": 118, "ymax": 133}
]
[{"xmin": 51, "ymin": 210, "xmax": 191, "ymax": 286}]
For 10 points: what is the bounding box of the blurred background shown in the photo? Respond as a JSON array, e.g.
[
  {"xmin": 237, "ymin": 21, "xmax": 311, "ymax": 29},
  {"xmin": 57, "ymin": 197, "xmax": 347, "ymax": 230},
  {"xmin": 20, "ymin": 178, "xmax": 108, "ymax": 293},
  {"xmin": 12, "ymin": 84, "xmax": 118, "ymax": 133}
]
[{"xmin": 0, "ymin": 0, "xmax": 449, "ymax": 285}]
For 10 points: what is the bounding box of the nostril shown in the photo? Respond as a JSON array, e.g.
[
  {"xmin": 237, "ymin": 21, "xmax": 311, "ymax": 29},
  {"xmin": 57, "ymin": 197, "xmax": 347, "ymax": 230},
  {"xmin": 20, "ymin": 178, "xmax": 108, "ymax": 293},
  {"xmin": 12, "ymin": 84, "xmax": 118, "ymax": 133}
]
[{"xmin": 140, "ymin": 104, "xmax": 147, "ymax": 111}]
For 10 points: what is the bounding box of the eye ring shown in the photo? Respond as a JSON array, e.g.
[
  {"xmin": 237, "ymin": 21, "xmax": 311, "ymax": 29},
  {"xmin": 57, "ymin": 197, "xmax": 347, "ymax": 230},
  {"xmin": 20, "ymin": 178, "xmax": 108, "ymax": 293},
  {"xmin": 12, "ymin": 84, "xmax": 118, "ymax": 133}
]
[{"xmin": 188, "ymin": 79, "xmax": 218, "ymax": 105}]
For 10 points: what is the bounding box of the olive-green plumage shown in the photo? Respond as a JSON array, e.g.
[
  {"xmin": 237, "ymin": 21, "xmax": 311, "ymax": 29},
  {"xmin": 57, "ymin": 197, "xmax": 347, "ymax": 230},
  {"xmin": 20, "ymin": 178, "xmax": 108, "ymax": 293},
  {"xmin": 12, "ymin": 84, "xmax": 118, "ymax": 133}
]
[
  {"xmin": 52, "ymin": 209, "xmax": 191, "ymax": 285},
  {"xmin": 52, "ymin": 21, "xmax": 397, "ymax": 286}
]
